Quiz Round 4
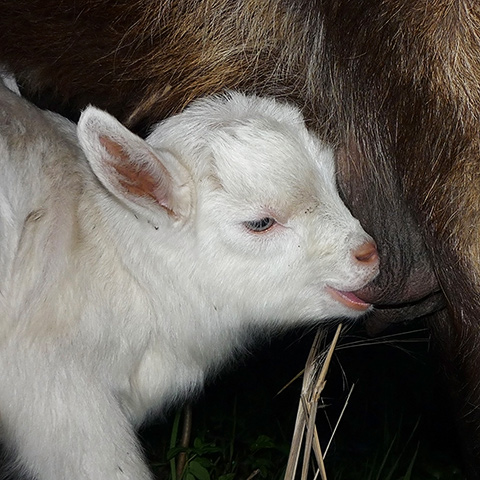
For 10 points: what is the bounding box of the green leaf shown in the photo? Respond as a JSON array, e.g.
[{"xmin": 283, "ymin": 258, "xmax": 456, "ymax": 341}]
[
  {"xmin": 166, "ymin": 446, "xmax": 189, "ymax": 460},
  {"xmin": 192, "ymin": 437, "xmax": 222, "ymax": 455},
  {"xmin": 249, "ymin": 434, "xmax": 276, "ymax": 452},
  {"xmin": 188, "ymin": 459, "xmax": 211, "ymax": 480}
]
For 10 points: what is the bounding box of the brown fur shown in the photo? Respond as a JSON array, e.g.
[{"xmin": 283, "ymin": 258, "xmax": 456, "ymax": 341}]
[
  {"xmin": 321, "ymin": 3, "xmax": 480, "ymax": 474},
  {"xmin": 1, "ymin": 0, "xmax": 480, "ymax": 475},
  {"xmin": 0, "ymin": 1, "xmax": 322, "ymax": 128}
]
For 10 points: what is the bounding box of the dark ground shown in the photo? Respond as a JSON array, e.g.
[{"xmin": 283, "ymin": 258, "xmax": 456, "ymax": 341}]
[{"xmin": 141, "ymin": 319, "xmax": 464, "ymax": 479}]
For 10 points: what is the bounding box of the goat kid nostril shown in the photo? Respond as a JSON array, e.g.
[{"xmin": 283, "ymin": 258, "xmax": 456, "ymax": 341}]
[{"xmin": 353, "ymin": 241, "xmax": 379, "ymax": 265}]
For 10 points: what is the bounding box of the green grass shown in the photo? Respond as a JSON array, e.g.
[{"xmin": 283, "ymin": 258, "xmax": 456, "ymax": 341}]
[{"xmin": 140, "ymin": 323, "xmax": 464, "ymax": 479}]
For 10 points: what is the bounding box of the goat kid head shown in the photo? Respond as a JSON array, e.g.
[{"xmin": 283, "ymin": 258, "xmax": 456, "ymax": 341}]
[{"xmin": 78, "ymin": 92, "xmax": 379, "ymax": 326}]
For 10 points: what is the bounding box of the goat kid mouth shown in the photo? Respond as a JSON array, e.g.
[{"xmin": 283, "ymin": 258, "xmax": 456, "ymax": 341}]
[{"xmin": 326, "ymin": 286, "xmax": 372, "ymax": 312}]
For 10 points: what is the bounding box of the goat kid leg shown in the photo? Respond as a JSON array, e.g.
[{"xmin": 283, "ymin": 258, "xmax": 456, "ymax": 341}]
[{"xmin": 0, "ymin": 350, "xmax": 152, "ymax": 480}]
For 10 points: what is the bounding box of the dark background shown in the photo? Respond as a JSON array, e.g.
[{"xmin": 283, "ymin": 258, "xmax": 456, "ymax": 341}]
[{"xmin": 140, "ymin": 319, "xmax": 463, "ymax": 479}]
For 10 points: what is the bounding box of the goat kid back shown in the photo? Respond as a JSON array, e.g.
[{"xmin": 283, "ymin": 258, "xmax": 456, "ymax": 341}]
[{"xmin": 0, "ymin": 77, "xmax": 378, "ymax": 479}]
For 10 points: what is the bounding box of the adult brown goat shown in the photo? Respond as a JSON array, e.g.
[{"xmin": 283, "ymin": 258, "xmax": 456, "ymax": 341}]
[{"xmin": 0, "ymin": 0, "xmax": 478, "ymax": 476}]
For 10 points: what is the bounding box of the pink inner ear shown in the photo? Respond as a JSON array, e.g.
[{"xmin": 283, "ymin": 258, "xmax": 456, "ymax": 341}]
[{"xmin": 100, "ymin": 136, "xmax": 175, "ymax": 215}]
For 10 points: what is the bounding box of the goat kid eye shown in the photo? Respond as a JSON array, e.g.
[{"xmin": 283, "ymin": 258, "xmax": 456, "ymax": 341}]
[{"xmin": 243, "ymin": 217, "xmax": 276, "ymax": 233}]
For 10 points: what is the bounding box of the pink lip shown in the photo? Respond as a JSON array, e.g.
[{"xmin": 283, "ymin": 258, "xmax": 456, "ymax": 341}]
[{"xmin": 326, "ymin": 286, "xmax": 372, "ymax": 311}]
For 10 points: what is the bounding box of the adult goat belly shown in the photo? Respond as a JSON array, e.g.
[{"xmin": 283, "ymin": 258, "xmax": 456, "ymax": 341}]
[{"xmin": 321, "ymin": 2, "xmax": 480, "ymax": 476}]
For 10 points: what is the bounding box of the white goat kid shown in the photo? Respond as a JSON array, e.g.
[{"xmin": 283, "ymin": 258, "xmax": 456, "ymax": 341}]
[{"xmin": 0, "ymin": 78, "xmax": 378, "ymax": 479}]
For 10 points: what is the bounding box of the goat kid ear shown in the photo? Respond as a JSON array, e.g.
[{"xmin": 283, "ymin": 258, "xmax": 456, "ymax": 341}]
[{"xmin": 77, "ymin": 106, "xmax": 193, "ymax": 221}]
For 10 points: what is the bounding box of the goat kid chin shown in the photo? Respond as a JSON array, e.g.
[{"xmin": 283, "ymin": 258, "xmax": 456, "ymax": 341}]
[{"xmin": 0, "ymin": 78, "xmax": 378, "ymax": 479}]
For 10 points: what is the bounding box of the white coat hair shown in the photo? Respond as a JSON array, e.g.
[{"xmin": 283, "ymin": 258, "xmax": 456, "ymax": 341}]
[{"xmin": 0, "ymin": 77, "xmax": 378, "ymax": 479}]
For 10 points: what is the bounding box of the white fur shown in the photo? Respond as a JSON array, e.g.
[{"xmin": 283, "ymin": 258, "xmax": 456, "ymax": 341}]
[{"xmin": 0, "ymin": 76, "xmax": 378, "ymax": 479}]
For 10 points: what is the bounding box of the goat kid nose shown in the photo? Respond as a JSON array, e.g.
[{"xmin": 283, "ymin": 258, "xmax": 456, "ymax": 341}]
[{"xmin": 353, "ymin": 240, "xmax": 379, "ymax": 266}]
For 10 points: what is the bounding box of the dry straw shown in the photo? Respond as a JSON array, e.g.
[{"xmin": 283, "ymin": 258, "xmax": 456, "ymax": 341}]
[{"xmin": 284, "ymin": 323, "xmax": 346, "ymax": 480}]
